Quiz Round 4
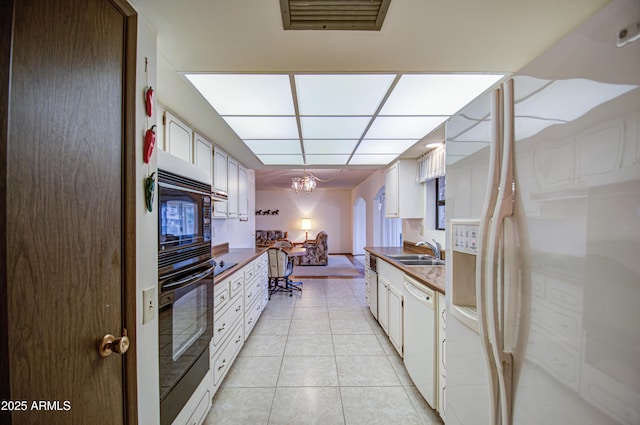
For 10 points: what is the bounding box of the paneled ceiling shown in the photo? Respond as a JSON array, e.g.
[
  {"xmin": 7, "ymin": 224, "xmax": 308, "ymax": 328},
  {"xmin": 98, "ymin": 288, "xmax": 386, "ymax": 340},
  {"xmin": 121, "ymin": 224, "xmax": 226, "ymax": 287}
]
[{"xmin": 129, "ymin": 0, "xmax": 611, "ymax": 189}]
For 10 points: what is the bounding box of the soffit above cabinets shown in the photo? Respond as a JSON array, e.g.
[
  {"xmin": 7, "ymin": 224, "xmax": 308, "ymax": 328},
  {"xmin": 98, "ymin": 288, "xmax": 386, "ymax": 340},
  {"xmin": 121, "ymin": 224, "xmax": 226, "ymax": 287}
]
[
  {"xmin": 279, "ymin": 0, "xmax": 392, "ymax": 31},
  {"xmin": 185, "ymin": 72, "xmax": 504, "ymax": 167}
]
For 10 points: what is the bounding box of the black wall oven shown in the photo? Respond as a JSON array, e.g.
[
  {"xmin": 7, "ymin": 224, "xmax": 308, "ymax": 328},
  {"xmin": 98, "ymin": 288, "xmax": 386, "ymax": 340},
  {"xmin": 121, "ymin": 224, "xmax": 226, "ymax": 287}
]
[{"xmin": 157, "ymin": 169, "xmax": 214, "ymax": 425}]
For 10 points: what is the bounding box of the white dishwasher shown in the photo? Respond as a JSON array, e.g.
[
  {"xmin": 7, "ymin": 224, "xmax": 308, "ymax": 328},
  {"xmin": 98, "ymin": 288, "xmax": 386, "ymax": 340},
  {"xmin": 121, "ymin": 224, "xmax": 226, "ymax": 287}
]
[{"xmin": 403, "ymin": 275, "xmax": 436, "ymax": 408}]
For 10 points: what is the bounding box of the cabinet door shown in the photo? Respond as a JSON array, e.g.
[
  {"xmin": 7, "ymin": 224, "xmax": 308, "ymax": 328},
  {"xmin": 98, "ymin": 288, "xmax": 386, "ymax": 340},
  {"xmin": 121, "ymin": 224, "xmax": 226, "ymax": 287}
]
[
  {"xmin": 384, "ymin": 162, "xmax": 399, "ymax": 217},
  {"xmin": 193, "ymin": 132, "xmax": 213, "ymax": 185},
  {"xmin": 164, "ymin": 111, "xmax": 192, "ymax": 163},
  {"xmin": 227, "ymin": 157, "xmax": 239, "ymax": 218},
  {"xmin": 238, "ymin": 164, "xmax": 248, "ymax": 220},
  {"xmin": 377, "ymin": 278, "xmax": 389, "ymax": 334},
  {"xmin": 388, "ymin": 285, "xmax": 403, "ymax": 356},
  {"xmin": 213, "ymin": 147, "xmax": 228, "ymax": 218}
]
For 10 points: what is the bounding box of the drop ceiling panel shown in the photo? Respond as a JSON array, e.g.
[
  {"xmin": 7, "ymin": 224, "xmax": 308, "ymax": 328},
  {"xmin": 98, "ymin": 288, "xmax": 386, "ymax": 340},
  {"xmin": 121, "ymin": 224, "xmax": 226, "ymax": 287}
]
[
  {"xmin": 380, "ymin": 74, "xmax": 504, "ymax": 115},
  {"xmin": 303, "ymin": 139, "xmax": 359, "ymax": 154},
  {"xmin": 295, "ymin": 74, "xmax": 395, "ymax": 115},
  {"xmin": 349, "ymin": 154, "xmax": 399, "ymax": 165},
  {"xmin": 186, "ymin": 74, "xmax": 294, "ymax": 115},
  {"xmin": 355, "ymin": 139, "xmax": 418, "ymax": 154},
  {"xmin": 365, "ymin": 116, "xmax": 448, "ymax": 139},
  {"xmin": 222, "ymin": 116, "xmax": 299, "ymax": 139},
  {"xmin": 257, "ymin": 154, "xmax": 304, "ymax": 165},
  {"xmin": 244, "ymin": 139, "xmax": 302, "ymax": 154},
  {"xmin": 300, "ymin": 116, "xmax": 371, "ymax": 139},
  {"xmin": 305, "ymin": 154, "xmax": 350, "ymax": 165}
]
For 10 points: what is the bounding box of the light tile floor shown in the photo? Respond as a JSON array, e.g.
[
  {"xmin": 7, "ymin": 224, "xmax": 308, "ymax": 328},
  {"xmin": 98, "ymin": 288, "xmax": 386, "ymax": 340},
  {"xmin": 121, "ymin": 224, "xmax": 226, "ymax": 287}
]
[{"xmin": 204, "ymin": 277, "xmax": 443, "ymax": 425}]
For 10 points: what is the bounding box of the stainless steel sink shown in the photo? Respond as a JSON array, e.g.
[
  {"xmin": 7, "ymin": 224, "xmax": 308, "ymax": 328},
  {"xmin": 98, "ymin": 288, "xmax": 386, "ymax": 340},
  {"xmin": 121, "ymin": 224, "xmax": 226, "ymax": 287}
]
[
  {"xmin": 385, "ymin": 254, "xmax": 432, "ymax": 260},
  {"xmin": 398, "ymin": 258, "xmax": 445, "ymax": 266},
  {"xmin": 384, "ymin": 254, "xmax": 444, "ymax": 266}
]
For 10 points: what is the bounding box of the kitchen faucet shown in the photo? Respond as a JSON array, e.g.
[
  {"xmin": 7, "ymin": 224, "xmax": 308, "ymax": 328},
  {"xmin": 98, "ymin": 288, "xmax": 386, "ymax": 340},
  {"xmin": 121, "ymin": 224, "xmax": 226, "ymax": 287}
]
[{"xmin": 416, "ymin": 239, "xmax": 442, "ymax": 260}]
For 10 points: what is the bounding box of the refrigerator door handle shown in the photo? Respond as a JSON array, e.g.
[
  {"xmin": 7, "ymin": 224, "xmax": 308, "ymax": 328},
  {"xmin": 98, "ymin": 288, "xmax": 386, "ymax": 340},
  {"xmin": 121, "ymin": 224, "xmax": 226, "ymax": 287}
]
[
  {"xmin": 476, "ymin": 85, "xmax": 504, "ymax": 425},
  {"xmin": 487, "ymin": 78, "xmax": 516, "ymax": 425}
]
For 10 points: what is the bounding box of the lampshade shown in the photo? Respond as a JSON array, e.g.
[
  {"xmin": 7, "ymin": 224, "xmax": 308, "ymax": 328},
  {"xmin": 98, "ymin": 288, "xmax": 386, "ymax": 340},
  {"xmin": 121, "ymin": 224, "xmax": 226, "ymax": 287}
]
[{"xmin": 301, "ymin": 218, "xmax": 312, "ymax": 230}]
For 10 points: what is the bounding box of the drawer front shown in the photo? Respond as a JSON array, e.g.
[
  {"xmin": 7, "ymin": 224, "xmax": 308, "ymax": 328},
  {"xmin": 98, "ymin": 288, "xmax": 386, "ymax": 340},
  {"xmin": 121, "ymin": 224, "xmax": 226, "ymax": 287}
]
[
  {"xmin": 230, "ymin": 274, "xmax": 243, "ymax": 297},
  {"xmin": 213, "ymin": 298, "xmax": 243, "ymax": 347},
  {"xmin": 244, "ymin": 265, "xmax": 255, "ymax": 283},
  {"xmin": 253, "ymin": 258, "xmax": 263, "ymax": 277},
  {"xmin": 212, "ymin": 322, "xmax": 244, "ymax": 386},
  {"xmin": 214, "ymin": 282, "xmax": 230, "ymax": 311},
  {"xmin": 244, "ymin": 296, "xmax": 262, "ymax": 339},
  {"xmin": 245, "ymin": 277, "xmax": 261, "ymax": 306}
]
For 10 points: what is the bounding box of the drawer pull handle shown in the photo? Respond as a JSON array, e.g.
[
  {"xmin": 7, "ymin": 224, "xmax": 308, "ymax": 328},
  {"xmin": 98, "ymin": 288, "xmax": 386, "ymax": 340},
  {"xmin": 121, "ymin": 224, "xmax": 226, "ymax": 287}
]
[
  {"xmin": 217, "ymin": 359, "xmax": 226, "ymax": 371},
  {"xmin": 248, "ymin": 318, "xmax": 253, "ymax": 325},
  {"xmin": 247, "ymin": 292, "xmax": 252, "ymax": 298},
  {"xmin": 235, "ymin": 336, "xmax": 242, "ymax": 344},
  {"xmin": 236, "ymin": 306, "xmax": 241, "ymax": 312},
  {"xmin": 218, "ymin": 323, "xmax": 226, "ymax": 332}
]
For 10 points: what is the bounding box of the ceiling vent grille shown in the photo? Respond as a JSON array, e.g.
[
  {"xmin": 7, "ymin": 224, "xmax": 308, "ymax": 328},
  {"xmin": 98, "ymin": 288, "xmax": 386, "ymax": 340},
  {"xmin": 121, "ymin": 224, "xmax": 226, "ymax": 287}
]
[{"xmin": 280, "ymin": 0, "xmax": 391, "ymax": 31}]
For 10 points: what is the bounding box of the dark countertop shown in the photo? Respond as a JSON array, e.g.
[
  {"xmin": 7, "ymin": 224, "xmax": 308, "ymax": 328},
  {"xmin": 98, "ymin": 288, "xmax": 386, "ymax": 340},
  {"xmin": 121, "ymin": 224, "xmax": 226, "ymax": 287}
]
[
  {"xmin": 213, "ymin": 247, "xmax": 267, "ymax": 285},
  {"xmin": 365, "ymin": 246, "xmax": 445, "ymax": 294}
]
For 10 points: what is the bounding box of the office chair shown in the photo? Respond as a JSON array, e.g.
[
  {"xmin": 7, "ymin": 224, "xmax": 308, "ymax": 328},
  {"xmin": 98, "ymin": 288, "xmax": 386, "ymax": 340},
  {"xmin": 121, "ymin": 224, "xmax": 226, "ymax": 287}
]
[{"xmin": 267, "ymin": 247, "xmax": 302, "ymax": 298}]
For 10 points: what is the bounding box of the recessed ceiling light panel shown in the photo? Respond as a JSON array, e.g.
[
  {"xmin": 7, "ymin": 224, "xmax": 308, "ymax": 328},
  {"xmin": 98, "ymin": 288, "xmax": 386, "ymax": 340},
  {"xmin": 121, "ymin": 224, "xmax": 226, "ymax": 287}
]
[{"xmin": 305, "ymin": 154, "xmax": 350, "ymax": 165}]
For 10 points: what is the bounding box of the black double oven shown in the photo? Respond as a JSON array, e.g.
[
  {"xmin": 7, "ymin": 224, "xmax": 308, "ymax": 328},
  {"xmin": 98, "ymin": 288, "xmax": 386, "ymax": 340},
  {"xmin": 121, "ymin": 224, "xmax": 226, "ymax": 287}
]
[{"xmin": 157, "ymin": 168, "xmax": 213, "ymax": 425}]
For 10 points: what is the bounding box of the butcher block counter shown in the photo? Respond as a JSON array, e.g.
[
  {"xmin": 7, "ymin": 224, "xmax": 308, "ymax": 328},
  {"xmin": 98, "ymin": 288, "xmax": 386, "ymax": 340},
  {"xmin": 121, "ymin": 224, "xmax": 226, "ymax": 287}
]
[{"xmin": 364, "ymin": 246, "xmax": 445, "ymax": 294}]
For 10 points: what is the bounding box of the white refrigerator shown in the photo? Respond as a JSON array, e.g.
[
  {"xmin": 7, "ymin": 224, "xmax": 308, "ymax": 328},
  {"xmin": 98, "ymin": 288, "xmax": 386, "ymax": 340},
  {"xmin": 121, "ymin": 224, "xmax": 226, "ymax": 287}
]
[{"xmin": 444, "ymin": 1, "xmax": 640, "ymax": 424}]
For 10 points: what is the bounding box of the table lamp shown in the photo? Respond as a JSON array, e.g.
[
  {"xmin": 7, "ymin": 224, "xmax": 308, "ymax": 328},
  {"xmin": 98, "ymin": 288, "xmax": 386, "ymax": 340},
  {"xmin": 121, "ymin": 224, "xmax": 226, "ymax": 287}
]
[{"xmin": 301, "ymin": 218, "xmax": 312, "ymax": 240}]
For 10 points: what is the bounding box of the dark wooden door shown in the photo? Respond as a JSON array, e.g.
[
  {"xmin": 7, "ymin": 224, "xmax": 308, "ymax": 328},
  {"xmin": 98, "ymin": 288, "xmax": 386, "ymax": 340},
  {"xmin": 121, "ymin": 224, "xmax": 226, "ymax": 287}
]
[{"xmin": 1, "ymin": 0, "xmax": 137, "ymax": 424}]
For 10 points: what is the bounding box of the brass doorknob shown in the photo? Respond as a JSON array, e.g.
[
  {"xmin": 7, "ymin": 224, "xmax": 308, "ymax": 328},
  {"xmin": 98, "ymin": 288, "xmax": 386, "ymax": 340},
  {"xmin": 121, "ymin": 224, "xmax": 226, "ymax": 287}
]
[{"xmin": 99, "ymin": 330, "xmax": 130, "ymax": 357}]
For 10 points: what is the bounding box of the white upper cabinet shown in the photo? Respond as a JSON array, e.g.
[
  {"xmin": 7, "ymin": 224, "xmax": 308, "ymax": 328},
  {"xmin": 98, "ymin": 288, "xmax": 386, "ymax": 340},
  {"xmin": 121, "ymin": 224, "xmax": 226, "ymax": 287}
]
[
  {"xmin": 193, "ymin": 132, "xmax": 213, "ymax": 185},
  {"xmin": 385, "ymin": 159, "xmax": 422, "ymax": 218},
  {"xmin": 213, "ymin": 146, "xmax": 228, "ymax": 218},
  {"xmin": 227, "ymin": 157, "xmax": 239, "ymax": 218},
  {"xmin": 164, "ymin": 111, "xmax": 192, "ymax": 163},
  {"xmin": 238, "ymin": 164, "xmax": 248, "ymax": 221}
]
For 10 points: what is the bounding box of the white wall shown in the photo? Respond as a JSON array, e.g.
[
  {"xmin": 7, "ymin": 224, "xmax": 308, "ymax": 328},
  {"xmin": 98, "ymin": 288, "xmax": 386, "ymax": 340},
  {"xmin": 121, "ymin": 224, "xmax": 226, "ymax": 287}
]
[
  {"xmin": 135, "ymin": 16, "xmax": 160, "ymax": 425},
  {"xmin": 402, "ymin": 180, "xmax": 446, "ymax": 248},
  {"xmin": 255, "ymin": 189, "xmax": 352, "ymax": 253}
]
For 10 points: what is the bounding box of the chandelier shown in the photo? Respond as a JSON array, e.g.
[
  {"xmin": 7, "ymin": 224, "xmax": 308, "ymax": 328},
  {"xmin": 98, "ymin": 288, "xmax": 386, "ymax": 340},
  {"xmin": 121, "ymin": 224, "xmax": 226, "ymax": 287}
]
[{"xmin": 291, "ymin": 171, "xmax": 317, "ymax": 193}]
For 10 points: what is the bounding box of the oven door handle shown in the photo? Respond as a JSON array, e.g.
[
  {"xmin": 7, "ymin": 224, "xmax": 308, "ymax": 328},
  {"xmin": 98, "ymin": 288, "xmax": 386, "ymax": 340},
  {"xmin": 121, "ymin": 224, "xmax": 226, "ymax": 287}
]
[{"xmin": 162, "ymin": 266, "xmax": 214, "ymax": 292}]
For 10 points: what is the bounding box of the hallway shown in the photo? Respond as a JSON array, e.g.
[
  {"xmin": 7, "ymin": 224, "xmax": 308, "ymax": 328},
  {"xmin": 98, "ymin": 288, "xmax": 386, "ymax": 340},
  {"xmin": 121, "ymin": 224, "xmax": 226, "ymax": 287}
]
[{"xmin": 204, "ymin": 277, "xmax": 443, "ymax": 424}]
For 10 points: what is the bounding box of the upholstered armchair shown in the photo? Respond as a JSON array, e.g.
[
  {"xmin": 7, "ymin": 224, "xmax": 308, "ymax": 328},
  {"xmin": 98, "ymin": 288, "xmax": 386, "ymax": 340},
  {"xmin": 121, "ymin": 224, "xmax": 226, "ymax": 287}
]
[{"xmin": 294, "ymin": 231, "xmax": 328, "ymax": 266}]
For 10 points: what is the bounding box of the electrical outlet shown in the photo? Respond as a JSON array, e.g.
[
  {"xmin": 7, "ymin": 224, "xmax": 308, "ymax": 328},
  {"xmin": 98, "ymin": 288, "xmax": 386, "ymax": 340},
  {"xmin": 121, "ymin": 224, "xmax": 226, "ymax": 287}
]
[{"xmin": 142, "ymin": 286, "xmax": 157, "ymax": 324}]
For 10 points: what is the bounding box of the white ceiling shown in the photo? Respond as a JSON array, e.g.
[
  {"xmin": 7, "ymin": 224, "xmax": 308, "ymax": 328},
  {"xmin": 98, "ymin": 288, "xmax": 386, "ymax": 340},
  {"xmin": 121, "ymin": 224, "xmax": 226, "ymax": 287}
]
[{"xmin": 130, "ymin": 0, "xmax": 611, "ymax": 189}]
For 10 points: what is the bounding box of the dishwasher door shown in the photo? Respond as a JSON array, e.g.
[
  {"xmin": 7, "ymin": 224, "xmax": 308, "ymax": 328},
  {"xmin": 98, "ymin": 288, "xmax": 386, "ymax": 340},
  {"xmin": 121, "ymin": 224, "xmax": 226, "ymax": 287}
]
[{"xmin": 403, "ymin": 275, "xmax": 436, "ymax": 408}]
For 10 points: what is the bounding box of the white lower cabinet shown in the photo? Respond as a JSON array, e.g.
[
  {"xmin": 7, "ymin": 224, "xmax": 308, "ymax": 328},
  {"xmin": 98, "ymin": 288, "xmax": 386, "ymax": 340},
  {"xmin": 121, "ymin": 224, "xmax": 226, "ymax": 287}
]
[
  {"xmin": 210, "ymin": 253, "xmax": 269, "ymax": 400},
  {"xmin": 171, "ymin": 372, "xmax": 212, "ymax": 425},
  {"xmin": 377, "ymin": 277, "xmax": 389, "ymax": 334},
  {"xmin": 212, "ymin": 321, "xmax": 243, "ymax": 387},
  {"xmin": 388, "ymin": 285, "xmax": 404, "ymax": 356}
]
